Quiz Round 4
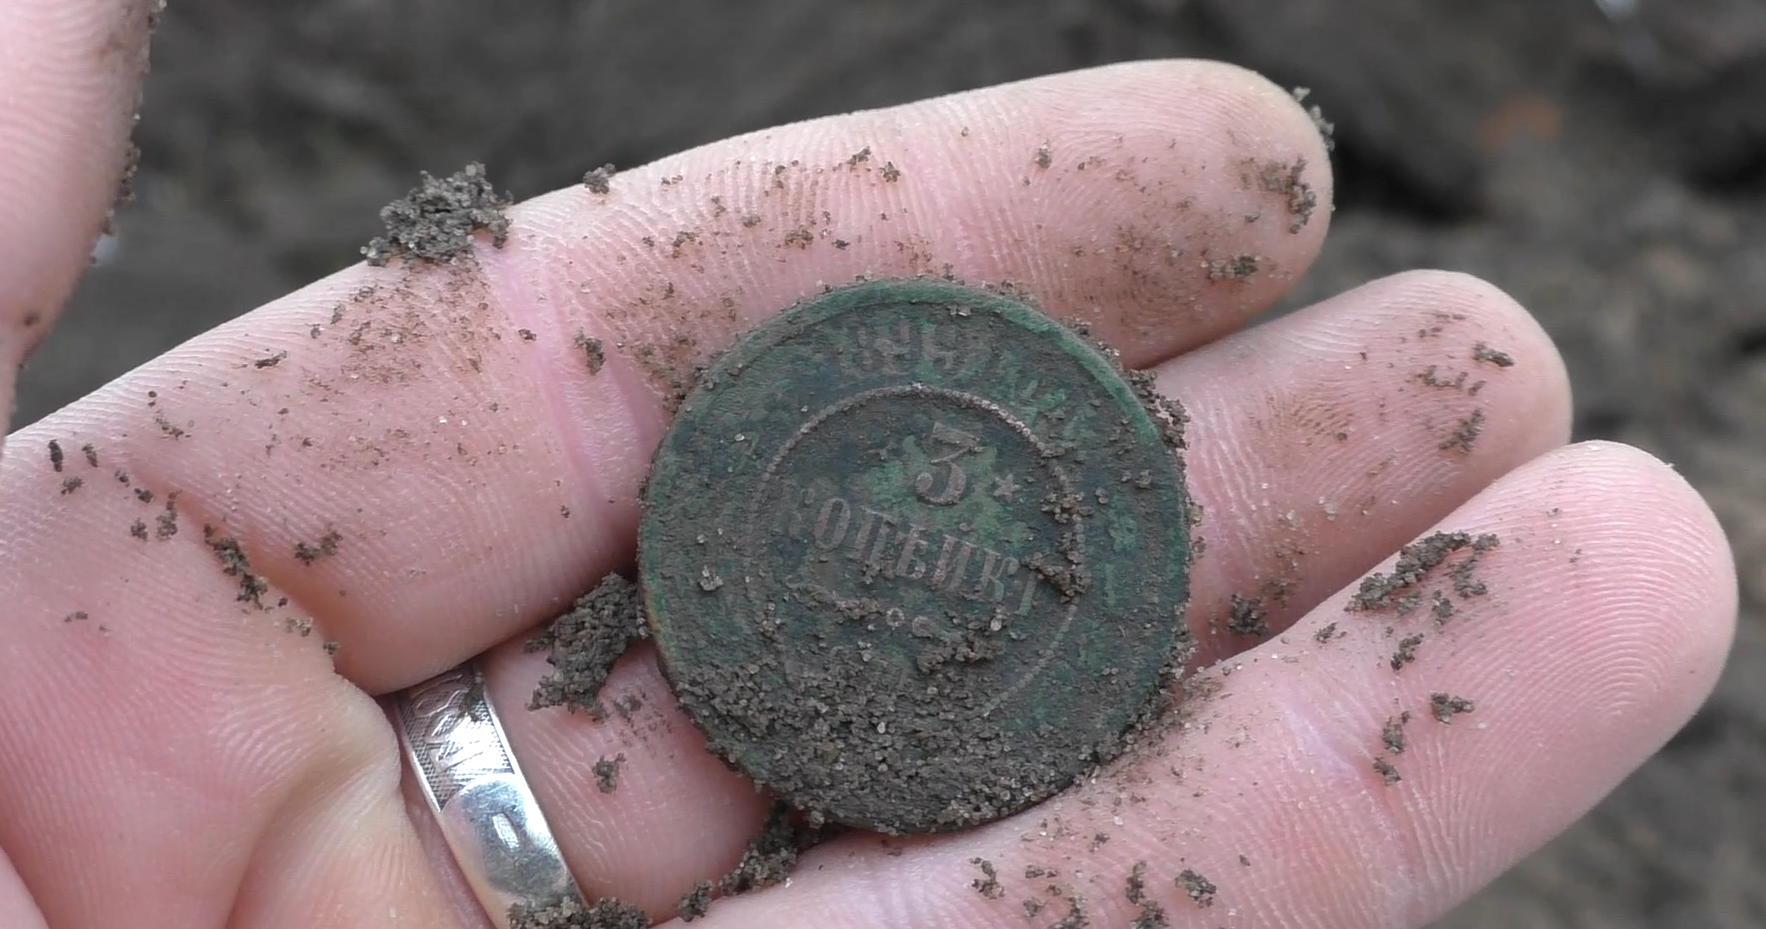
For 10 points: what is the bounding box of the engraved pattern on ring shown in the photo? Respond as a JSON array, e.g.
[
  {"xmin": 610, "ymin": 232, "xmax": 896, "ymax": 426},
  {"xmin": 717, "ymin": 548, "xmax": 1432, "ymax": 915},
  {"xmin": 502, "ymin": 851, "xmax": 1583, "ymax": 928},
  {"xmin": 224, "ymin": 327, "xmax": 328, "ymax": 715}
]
[
  {"xmin": 393, "ymin": 663, "xmax": 582, "ymax": 929},
  {"xmin": 395, "ymin": 665, "xmax": 516, "ymax": 807}
]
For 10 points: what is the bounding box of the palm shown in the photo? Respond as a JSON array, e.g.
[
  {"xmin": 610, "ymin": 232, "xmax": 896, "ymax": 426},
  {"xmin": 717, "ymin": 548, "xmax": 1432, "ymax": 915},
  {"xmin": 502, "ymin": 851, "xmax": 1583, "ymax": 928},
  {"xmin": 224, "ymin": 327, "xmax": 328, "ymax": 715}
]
[{"xmin": 0, "ymin": 10, "xmax": 1735, "ymax": 928}]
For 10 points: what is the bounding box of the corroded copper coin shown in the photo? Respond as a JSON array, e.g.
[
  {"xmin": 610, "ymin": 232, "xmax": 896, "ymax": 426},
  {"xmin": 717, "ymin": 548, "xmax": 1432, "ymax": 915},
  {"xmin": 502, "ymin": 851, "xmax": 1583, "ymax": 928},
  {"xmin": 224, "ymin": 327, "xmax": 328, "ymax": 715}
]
[{"xmin": 638, "ymin": 279, "xmax": 1192, "ymax": 834}]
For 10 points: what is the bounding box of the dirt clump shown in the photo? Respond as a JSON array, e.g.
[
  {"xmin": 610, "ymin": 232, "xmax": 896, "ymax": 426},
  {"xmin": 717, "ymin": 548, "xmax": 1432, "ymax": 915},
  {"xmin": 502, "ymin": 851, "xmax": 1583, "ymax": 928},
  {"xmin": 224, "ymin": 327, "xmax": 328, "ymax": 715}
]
[
  {"xmin": 508, "ymin": 897, "xmax": 647, "ymax": 929},
  {"xmin": 1205, "ymin": 254, "xmax": 1260, "ymax": 280},
  {"xmin": 583, "ymin": 164, "xmax": 616, "ymax": 194},
  {"xmin": 1250, "ymin": 158, "xmax": 1318, "ymax": 233},
  {"xmin": 1226, "ymin": 593, "xmax": 1271, "ymax": 636},
  {"xmin": 592, "ymin": 753, "xmax": 625, "ymax": 793},
  {"xmin": 1122, "ymin": 368, "xmax": 1190, "ymax": 454},
  {"xmin": 47, "ymin": 440, "xmax": 63, "ymax": 472},
  {"xmin": 59, "ymin": 477, "xmax": 83, "ymax": 495},
  {"xmin": 677, "ymin": 881, "xmax": 713, "ymax": 922},
  {"xmin": 1390, "ymin": 633, "xmax": 1425, "ymax": 671},
  {"xmin": 1374, "ymin": 757, "xmax": 1402, "ymax": 786},
  {"xmin": 80, "ymin": 443, "xmax": 97, "ymax": 467},
  {"xmin": 1130, "ymin": 897, "xmax": 1169, "ymax": 927},
  {"xmin": 971, "ymin": 858, "xmax": 1005, "ymax": 899},
  {"xmin": 1430, "ymin": 692, "xmax": 1477, "ymax": 723},
  {"xmin": 153, "ymin": 410, "xmax": 186, "ymax": 439},
  {"xmin": 1416, "ymin": 366, "xmax": 1470, "ymax": 391},
  {"xmin": 1450, "ymin": 541, "xmax": 1496, "ymax": 598},
  {"xmin": 1347, "ymin": 531, "xmax": 1499, "ymax": 615},
  {"xmin": 1438, "ymin": 409, "xmax": 1486, "ymax": 453},
  {"xmin": 574, "ymin": 331, "xmax": 607, "ymax": 374},
  {"xmin": 154, "ymin": 495, "xmax": 179, "ymax": 540},
  {"xmin": 1126, "ymin": 861, "xmax": 1169, "ymax": 929},
  {"xmin": 204, "ymin": 526, "xmax": 268, "ymax": 608},
  {"xmin": 1382, "ymin": 711, "xmax": 1412, "ymax": 753},
  {"xmin": 1471, "ymin": 342, "xmax": 1515, "ymax": 368},
  {"xmin": 716, "ymin": 801, "xmax": 831, "ymax": 895},
  {"xmin": 527, "ymin": 574, "xmax": 649, "ymax": 718},
  {"xmin": 1291, "ymin": 87, "xmax": 1336, "ymax": 151},
  {"xmin": 1176, "ymin": 869, "xmax": 1217, "ymax": 907},
  {"xmin": 294, "ymin": 529, "xmax": 341, "ymax": 565},
  {"xmin": 1125, "ymin": 861, "xmax": 1149, "ymax": 903},
  {"xmin": 362, "ymin": 162, "xmax": 511, "ymax": 266}
]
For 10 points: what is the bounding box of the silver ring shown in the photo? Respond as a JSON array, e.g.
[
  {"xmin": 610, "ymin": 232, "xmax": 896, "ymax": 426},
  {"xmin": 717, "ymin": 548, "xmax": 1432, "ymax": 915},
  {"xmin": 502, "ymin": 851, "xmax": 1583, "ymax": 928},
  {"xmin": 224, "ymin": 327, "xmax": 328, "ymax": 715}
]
[{"xmin": 392, "ymin": 661, "xmax": 583, "ymax": 929}]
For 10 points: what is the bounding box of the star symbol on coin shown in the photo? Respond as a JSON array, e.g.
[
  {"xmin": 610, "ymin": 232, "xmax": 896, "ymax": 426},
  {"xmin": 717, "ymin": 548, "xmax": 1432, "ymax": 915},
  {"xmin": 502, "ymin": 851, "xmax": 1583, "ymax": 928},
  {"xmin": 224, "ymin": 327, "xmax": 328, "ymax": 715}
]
[{"xmin": 991, "ymin": 473, "xmax": 1020, "ymax": 502}]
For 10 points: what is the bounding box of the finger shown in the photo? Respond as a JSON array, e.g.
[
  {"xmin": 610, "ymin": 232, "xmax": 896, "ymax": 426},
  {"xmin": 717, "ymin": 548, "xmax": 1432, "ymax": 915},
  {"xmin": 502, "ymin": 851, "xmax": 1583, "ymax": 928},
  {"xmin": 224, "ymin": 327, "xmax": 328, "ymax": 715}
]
[
  {"xmin": 484, "ymin": 643, "xmax": 772, "ymax": 917},
  {"xmin": 6, "ymin": 58, "xmax": 1333, "ymax": 695},
  {"xmin": 0, "ymin": 0, "xmax": 157, "ymax": 438},
  {"xmin": 0, "ymin": 851, "xmax": 48, "ymax": 929},
  {"xmin": 1169, "ymin": 269, "xmax": 1571, "ymax": 664},
  {"xmin": 0, "ymin": 61, "xmax": 1328, "ymax": 928},
  {"xmin": 478, "ymin": 267, "xmax": 1569, "ymax": 914},
  {"xmin": 679, "ymin": 441, "xmax": 1735, "ymax": 929}
]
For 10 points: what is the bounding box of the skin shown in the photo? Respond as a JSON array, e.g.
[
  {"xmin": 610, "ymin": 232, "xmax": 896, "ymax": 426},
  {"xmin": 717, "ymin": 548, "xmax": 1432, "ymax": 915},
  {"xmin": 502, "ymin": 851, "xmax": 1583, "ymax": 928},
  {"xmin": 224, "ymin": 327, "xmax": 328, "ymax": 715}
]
[{"xmin": 0, "ymin": 4, "xmax": 1737, "ymax": 928}]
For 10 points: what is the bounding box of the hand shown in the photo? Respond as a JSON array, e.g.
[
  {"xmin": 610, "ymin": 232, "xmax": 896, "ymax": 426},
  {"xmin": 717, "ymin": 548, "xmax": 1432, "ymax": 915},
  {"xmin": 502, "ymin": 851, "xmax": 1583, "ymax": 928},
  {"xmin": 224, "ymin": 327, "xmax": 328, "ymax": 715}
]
[{"xmin": 0, "ymin": 6, "xmax": 1735, "ymax": 927}]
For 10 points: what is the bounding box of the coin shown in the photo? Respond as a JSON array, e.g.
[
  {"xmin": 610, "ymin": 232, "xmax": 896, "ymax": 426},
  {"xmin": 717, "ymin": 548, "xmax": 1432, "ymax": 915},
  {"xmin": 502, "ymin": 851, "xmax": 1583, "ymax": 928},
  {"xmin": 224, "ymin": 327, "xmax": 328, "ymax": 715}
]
[{"xmin": 638, "ymin": 279, "xmax": 1193, "ymax": 834}]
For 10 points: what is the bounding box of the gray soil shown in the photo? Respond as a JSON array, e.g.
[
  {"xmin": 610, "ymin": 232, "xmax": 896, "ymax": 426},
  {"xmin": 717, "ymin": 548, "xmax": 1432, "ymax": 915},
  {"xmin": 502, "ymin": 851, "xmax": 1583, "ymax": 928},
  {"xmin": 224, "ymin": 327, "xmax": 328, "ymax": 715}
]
[
  {"xmin": 293, "ymin": 529, "xmax": 340, "ymax": 565},
  {"xmin": 1431, "ymin": 693, "xmax": 1477, "ymax": 724},
  {"xmin": 1175, "ymin": 868, "xmax": 1217, "ymax": 908},
  {"xmin": 1390, "ymin": 633, "xmax": 1426, "ymax": 672},
  {"xmin": 508, "ymin": 897, "xmax": 647, "ymax": 929},
  {"xmin": 1383, "ymin": 712, "xmax": 1412, "ymax": 754},
  {"xmin": 676, "ymin": 881, "xmax": 712, "ymax": 922},
  {"xmin": 361, "ymin": 162, "xmax": 510, "ymax": 266},
  {"xmin": 582, "ymin": 164, "xmax": 616, "ymax": 194},
  {"xmin": 1347, "ymin": 531, "xmax": 1500, "ymax": 616},
  {"xmin": 202, "ymin": 525, "xmax": 268, "ymax": 608},
  {"xmin": 527, "ymin": 574, "xmax": 649, "ymax": 718},
  {"xmin": 1126, "ymin": 861, "xmax": 1170, "ymax": 929},
  {"xmin": 29, "ymin": 2, "xmax": 1766, "ymax": 925},
  {"xmin": 971, "ymin": 858, "xmax": 1005, "ymax": 899},
  {"xmin": 592, "ymin": 754, "xmax": 625, "ymax": 794},
  {"xmin": 715, "ymin": 801, "xmax": 831, "ymax": 896}
]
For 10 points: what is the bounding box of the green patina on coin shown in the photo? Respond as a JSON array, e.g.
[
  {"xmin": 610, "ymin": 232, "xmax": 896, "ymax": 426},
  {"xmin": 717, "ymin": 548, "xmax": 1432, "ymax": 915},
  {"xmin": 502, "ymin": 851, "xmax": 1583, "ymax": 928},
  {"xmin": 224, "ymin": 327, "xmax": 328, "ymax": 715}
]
[{"xmin": 639, "ymin": 279, "xmax": 1192, "ymax": 834}]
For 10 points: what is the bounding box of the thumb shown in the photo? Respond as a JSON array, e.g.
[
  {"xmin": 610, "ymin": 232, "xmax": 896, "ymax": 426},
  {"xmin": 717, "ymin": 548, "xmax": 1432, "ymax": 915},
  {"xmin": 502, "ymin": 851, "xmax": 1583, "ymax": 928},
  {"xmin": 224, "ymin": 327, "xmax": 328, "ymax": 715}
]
[{"xmin": 0, "ymin": 0, "xmax": 160, "ymax": 443}]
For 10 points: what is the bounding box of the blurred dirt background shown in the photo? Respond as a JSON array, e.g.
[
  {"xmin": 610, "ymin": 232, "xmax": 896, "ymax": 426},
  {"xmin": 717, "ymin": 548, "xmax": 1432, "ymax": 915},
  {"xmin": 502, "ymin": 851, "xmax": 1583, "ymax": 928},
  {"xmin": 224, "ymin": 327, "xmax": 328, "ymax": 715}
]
[{"xmin": 20, "ymin": 1, "xmax": 1766, "ymax": 925}]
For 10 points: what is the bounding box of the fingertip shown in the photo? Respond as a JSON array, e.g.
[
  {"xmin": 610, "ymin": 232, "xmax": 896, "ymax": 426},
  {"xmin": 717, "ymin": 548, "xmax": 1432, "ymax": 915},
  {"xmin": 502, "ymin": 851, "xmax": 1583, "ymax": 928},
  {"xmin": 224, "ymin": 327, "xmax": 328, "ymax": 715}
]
[
  {"xmin": 0, "ymin": 0, "xmax": 159, "ymax": 439},
  {"xmin": 1171, "ymin": 56, "xmax": 1338, "ymax": 164},
  {"xmin": 0, "ymin": 848, "xmax": 48, "ymax": 929},
  {"xmin": 1535, "ymin": 439, "xmax": 1739, "ymax": 685},
  {"xmin": 1387, "ymin": 268, "xmax": 1574, "ymax": 443}
]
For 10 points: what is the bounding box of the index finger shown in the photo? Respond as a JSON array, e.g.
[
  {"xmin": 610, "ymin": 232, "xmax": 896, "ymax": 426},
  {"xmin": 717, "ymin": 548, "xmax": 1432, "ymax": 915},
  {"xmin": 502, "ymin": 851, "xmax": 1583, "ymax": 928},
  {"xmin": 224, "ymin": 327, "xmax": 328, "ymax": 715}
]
[
  {"xmin": 3, "ymin": 60, "xmax": 1332, "ymax": 693},
  {"xmin": 0, "ymin": 0, "xmax": 158, "ymax": 439}
]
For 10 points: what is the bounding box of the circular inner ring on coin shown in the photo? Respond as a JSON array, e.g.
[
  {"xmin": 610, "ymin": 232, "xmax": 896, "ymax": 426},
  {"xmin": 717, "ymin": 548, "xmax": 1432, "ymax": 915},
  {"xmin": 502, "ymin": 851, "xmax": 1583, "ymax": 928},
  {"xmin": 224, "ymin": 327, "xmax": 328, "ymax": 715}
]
[{"xmin": 639, "ymin": 279, "xmax": 1192, "ymax": 834}]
